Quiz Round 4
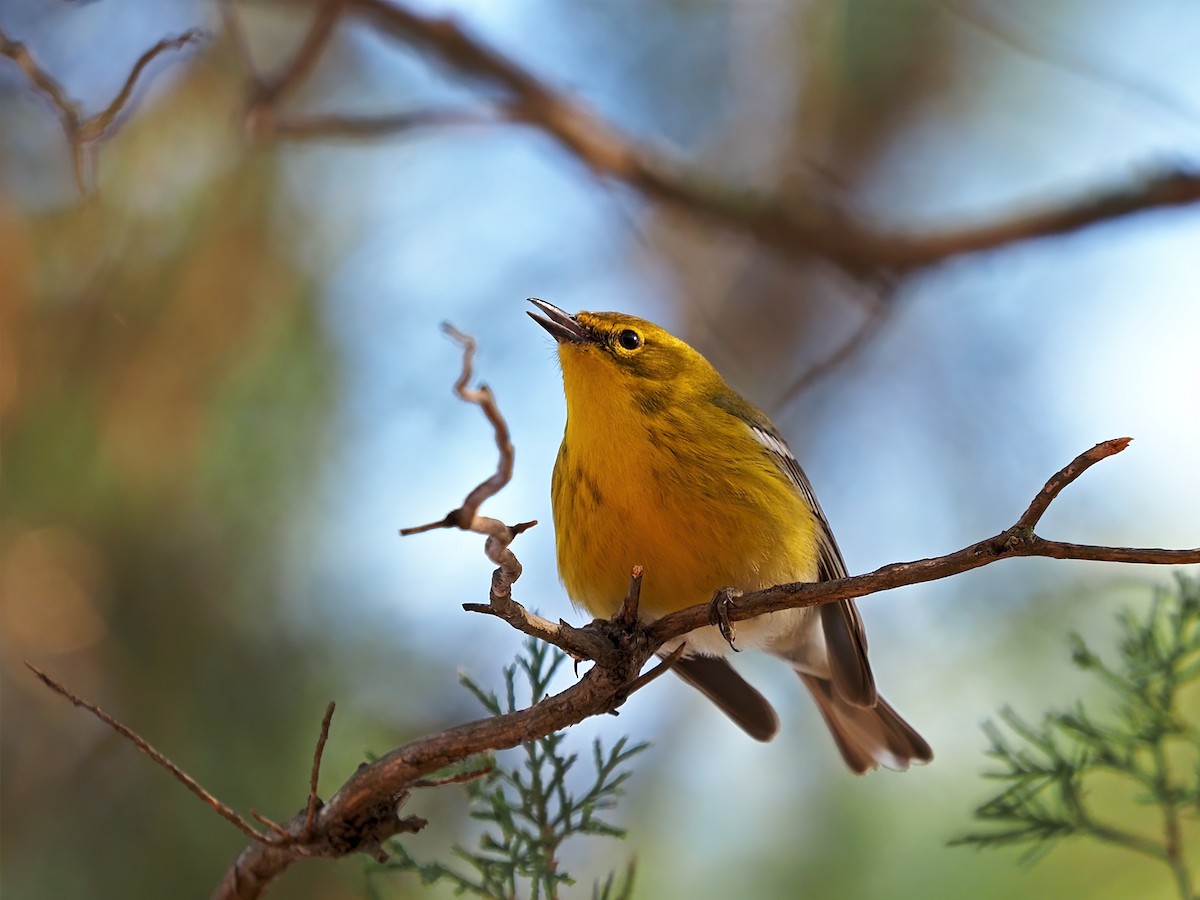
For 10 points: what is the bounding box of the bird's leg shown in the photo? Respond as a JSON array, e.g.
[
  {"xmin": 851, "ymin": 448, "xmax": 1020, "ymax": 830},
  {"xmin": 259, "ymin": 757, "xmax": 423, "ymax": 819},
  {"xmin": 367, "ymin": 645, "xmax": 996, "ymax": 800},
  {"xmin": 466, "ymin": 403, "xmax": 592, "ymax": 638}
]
[{"xmin": 708, "ymin": 587, "xmax": 743, "ymax": 651}]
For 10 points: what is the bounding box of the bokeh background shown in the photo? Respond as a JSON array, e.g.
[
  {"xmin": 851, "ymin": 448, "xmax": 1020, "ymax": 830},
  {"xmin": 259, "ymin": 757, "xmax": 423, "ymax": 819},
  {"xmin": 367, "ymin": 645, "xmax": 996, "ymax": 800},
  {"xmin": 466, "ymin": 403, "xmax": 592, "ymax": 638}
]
[{"xmin": 3, "ymin": 0, "xmax": 1199, "ymax": 897}]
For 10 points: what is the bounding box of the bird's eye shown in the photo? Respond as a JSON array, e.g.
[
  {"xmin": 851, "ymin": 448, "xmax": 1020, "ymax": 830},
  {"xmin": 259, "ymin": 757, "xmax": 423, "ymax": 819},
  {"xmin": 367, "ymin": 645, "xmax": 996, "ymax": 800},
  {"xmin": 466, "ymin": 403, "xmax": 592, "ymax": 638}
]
[{"xmin": 617, "ymin": 329, "xmax": 643, "ymax": 351}]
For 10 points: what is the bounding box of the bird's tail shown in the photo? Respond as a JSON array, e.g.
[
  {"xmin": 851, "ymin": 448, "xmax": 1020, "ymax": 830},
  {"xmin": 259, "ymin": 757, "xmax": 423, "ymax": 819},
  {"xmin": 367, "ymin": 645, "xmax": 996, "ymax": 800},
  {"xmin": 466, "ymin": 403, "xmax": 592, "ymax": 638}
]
[{"xmin": 798, "ymin": 673, "xmax": 932, "ymax": 774}]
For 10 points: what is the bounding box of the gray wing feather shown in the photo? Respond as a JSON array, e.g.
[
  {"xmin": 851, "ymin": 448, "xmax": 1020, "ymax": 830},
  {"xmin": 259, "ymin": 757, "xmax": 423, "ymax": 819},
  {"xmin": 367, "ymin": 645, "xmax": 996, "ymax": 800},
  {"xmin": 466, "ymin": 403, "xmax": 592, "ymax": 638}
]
[{"xmin": 747, "ymin": 423, "xmax": 878, "ymax": 708}]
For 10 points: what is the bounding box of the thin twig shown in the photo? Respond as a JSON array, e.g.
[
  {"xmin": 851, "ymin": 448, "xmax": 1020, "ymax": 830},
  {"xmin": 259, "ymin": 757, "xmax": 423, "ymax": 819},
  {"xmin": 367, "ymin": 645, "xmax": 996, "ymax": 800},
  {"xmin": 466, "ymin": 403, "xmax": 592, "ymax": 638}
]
[
  {"xmin": 80, "ymin": 30, "xmax": 206, "ymax": 141},
  {"xmin": 942, "ymin": 0, "xmax": 1200, "ymax": 133},
  {"xmin": 400, "ymin": 323, "xmax": 535, "ymax": 606},
  {"xmin": 250, "ymin": 810, "xmax": 290, "ymax": 840},
  {"xmin": 251, "ymin": 108, "xmax": 495, "ymax": 140},
  {"xmin": 616, "ymin": 566, "xmax": 644, "ymax": 626},
  {"xmin": 218, "ymin": 0, "xmax": 264, "ymax": 88},
  {"xmin": 0, "ymin": 30, "xmax": 81, "ymax": 121},
  {"xmin": 648, "ymin": 437, "xmax": 1198, "ymax": 645},
  {"xmin": 616, "ymin": 643, "xmax": 685, "ymax": 700},
  {"xmin": 257, "ymin": 0, "xmax": 346, "ymax": 105},
  {"xmin": 0, "ymin": 26, "xmax": 203, "ymax": 198},
  {"xmin": 412, "ymin": 762, "xmax": 494, "ymax": 788},
  {"xmin": 773, "ymin": 293, "xmax": 892, "ymax": 407},
  {"xmin": 24, "ymin": 662, "xmax": 269, "ymax": 844},
  {"xmin": 302, "ymin": 702, "xmax": 336, "ymax": 839},
  {"xmin": 1014, "ymin": 437, "xmax": 1132, "ymax": 531}
]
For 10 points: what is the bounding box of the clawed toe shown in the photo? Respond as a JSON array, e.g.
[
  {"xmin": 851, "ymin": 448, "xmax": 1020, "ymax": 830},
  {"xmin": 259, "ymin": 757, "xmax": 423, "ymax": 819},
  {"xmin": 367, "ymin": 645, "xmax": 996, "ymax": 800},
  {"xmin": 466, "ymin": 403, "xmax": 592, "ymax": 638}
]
[{"xmin": 708, "ymin": 587, "xmax": 743, "ymax": 650}]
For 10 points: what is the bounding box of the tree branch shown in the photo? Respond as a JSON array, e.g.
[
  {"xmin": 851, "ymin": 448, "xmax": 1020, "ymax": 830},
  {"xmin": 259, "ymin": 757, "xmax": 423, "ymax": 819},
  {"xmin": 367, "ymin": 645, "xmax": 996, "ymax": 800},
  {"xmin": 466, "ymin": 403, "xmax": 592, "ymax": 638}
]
[
  {"xmin": 241, "ymin": 0, "xmax": 1200, "ymax": 275},
  {"xmin": 649, "ymin": 438, "xmax": 1198, "ymax": 645},
  {"xmin": 24, "ymin": 663, "xmax": 271, "ymax": 844},
  {"xmin": 0, "ymin": 27, "xmax": 203, "ymax": 198},
  {"xmin": 207, "ymin": 432, "xmax": 1200, "ymax": 896}
]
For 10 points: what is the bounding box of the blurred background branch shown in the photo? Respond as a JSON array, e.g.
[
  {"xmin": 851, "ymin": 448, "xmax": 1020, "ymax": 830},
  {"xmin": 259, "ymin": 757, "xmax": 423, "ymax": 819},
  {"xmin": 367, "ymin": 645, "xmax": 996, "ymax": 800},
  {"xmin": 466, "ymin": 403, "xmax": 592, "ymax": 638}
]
[
  {"xmin": 234, "ymin": 0, "xmax": 1200, "ymax": 276},
  {"xmin": 0, "ymin": 26, "xmax": 203, "ymax": 197}
]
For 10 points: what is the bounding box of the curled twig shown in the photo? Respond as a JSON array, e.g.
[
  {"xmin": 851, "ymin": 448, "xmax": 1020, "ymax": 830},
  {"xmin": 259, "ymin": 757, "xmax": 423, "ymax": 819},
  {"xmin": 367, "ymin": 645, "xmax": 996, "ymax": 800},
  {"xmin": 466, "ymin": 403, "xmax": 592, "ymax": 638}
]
[{"xmin": 400, "ymin": 323, "xmax": 536, "ymax": 606}]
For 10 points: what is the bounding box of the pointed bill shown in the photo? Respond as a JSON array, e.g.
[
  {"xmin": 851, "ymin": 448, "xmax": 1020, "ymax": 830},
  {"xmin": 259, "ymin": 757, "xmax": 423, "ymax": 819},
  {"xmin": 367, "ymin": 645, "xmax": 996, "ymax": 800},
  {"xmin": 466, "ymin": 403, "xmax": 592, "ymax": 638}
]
[{"xmin": 527, "ymin": 298, "xmax": 593, "ymax": 344}]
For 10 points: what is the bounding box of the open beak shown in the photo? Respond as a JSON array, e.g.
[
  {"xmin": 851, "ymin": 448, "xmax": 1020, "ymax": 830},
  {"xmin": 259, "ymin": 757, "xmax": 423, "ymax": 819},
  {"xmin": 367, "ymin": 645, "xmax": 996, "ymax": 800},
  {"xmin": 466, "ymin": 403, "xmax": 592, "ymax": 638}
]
[{"xmin": 527, "ymin": 298, "xmax": 593, "ymax": 345}]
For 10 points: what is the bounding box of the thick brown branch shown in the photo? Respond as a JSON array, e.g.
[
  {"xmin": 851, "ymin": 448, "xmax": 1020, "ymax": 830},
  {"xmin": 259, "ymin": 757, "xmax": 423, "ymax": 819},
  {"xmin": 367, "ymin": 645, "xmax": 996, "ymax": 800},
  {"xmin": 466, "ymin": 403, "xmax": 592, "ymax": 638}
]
[{"xmin": 212, "ymin": 642, "xmax": 652, "ymax": 899}]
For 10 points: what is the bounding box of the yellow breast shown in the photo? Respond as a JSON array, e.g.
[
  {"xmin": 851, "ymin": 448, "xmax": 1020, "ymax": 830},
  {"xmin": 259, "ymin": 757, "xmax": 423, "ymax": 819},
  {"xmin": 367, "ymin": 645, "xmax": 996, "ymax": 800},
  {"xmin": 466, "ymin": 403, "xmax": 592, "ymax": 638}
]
[{"xmin": 550, "ymin": 348, "xmax": 820, "ymax": 620}]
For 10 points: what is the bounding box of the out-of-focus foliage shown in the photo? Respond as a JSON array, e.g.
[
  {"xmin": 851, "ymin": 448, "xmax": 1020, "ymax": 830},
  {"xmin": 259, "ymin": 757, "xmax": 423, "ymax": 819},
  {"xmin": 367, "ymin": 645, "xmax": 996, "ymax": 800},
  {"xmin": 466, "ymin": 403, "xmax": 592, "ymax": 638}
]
[
  {"xmin": 372, "ymin": 639, "xmax": 643, "ymax": 899},
  {"xmin": 955, "ymin": 576, "xmax": 1200, "ymax": 897},
  {"xmin": 2, "ymin": 0, "xmax": 1198, "ymax": 898},
  {"xmin": 0, "ymin": 17, "xmax": 350, "ymax": 898}
]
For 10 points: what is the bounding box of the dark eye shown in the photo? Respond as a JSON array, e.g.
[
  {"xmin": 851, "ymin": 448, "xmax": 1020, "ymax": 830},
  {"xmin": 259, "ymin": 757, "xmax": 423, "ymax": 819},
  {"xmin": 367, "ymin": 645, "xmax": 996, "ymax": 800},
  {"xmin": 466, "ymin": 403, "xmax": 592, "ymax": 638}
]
[{"xmin": 617, "ymin": 329, "xmax": 643, "ymax": 351}]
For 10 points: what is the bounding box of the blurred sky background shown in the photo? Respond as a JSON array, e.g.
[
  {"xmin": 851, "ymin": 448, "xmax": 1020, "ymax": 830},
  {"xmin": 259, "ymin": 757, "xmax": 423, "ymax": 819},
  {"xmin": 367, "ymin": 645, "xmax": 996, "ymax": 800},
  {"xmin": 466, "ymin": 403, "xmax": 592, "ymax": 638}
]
[{"xmin": 2, "ymin": 0, "xmax": 1199, "ymax": 898}]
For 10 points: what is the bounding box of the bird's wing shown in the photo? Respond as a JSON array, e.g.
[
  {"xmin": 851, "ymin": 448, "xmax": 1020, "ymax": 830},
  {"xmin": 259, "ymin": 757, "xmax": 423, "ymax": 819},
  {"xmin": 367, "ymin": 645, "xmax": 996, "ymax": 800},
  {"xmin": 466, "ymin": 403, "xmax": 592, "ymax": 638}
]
[{"xmin": 713, "ymin": 393, "xmax": 877, "ymax": 707}]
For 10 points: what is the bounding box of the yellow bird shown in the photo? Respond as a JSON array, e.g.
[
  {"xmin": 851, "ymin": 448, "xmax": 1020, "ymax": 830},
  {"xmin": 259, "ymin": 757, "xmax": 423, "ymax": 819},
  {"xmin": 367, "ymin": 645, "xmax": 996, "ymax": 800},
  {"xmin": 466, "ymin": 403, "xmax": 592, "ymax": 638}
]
[{"xmin": 528, "ymin": 298, "xmax": 930, "ymax": 773}]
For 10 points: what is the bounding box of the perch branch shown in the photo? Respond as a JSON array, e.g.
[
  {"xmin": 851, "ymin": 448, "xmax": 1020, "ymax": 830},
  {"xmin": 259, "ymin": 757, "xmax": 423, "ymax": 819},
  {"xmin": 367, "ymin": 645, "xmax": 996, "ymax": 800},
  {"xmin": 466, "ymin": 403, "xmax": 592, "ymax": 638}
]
[
  {"xmin": 649, "ymin": 438, "xmax": 1199, "ymax": 644},
  {"xmin": 199, "ymin": 431, "xmax": 1197, "ymax": 897}
]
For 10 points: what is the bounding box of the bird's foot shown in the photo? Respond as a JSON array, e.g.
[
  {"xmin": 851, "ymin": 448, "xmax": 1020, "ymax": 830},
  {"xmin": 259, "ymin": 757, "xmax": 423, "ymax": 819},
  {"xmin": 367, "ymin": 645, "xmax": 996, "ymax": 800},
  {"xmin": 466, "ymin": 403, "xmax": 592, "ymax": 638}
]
[{"xmin": 708, "ymin": 587, "xmax": 743, "ymax": 651}]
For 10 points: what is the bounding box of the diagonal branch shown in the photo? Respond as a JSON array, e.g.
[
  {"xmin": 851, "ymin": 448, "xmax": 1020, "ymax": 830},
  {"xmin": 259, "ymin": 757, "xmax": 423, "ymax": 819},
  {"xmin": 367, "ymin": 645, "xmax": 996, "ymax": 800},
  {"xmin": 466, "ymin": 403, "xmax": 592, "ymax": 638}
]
[
  {"xmin": 1014, "ymin": 436, "xmax": 1131, "ymax": 531},
  {"xmin": 25, "ymin": 663, "xmax": 270, "ymax": 844}
]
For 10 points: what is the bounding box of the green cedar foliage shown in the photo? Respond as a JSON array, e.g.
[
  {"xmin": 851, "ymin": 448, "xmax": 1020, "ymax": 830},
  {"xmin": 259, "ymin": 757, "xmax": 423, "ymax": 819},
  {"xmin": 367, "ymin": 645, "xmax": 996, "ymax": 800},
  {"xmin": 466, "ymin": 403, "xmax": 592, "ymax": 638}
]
[
  {"xmin": 372, "ymin": 638, "xmax": 645, "ymax": 899},
  {"xmin": 955, "ymin": 576, "xmax": 1200, "ymax": 899}
]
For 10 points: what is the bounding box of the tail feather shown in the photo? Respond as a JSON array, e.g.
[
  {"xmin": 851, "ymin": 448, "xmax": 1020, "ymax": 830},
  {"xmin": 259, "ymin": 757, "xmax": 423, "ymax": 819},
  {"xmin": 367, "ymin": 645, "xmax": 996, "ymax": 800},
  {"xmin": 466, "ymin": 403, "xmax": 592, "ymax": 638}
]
[
  {"xmin": 670, "ymin": 655, "xmax": 780, "ymax": 742},
  {"xmin": 800, "ymin": 673, "xmax": 932, "ymax": 774}
]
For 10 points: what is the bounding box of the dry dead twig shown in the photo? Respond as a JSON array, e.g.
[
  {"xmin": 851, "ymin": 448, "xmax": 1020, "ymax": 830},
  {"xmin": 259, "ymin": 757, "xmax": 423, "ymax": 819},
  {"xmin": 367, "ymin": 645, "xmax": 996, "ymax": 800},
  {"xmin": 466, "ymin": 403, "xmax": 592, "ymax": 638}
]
[
  {"xmin": 399, "ymin": 322, "xmax": 537, "ymax": 600},
  {"xmin": 24, "ymin": 663, "xmax": 271, "ymax": 844}
]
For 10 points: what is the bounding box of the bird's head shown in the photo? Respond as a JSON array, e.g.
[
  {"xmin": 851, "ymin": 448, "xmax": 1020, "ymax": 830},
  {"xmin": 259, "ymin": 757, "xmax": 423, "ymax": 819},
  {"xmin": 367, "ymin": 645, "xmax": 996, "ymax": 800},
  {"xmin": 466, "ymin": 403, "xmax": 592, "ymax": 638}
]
[{"xmin": 527, "ymin": 299, "xmax": 721, "ymax": 407}]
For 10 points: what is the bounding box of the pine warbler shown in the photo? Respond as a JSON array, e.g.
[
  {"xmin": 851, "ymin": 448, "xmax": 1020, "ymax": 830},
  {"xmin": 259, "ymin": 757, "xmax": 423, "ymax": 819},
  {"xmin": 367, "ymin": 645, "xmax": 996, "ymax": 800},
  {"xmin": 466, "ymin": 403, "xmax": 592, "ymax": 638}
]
[{"xmin": 528, "ymin": 299, "xmax": 931, "ymax": 773}]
